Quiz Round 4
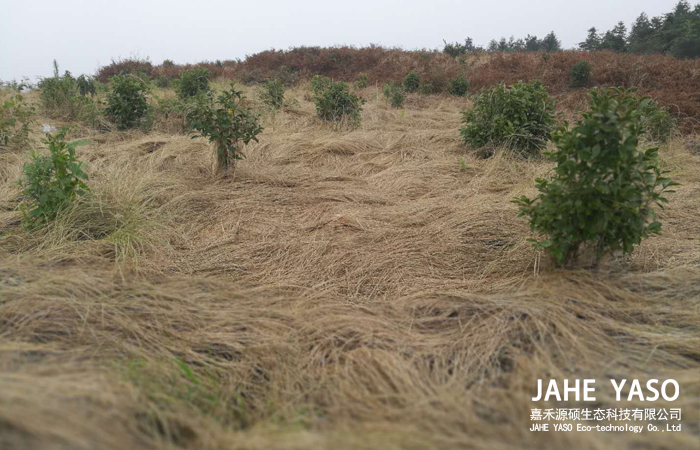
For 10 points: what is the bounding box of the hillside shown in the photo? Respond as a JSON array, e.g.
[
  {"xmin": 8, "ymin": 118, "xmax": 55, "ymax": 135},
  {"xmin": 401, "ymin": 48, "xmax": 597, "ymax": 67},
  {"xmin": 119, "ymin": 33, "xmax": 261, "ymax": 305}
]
[
  {"xmin": 99, "ymin": 48, "xmax": 700, "ymax": 130},
  {"xmin": 1, "ymin": 78, "xmax": 699, "ymax": 450}
]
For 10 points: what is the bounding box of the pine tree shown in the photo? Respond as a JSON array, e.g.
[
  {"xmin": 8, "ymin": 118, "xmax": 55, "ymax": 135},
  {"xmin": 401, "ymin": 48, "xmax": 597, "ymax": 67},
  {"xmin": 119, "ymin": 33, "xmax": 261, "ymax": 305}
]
[
  {"xmin": 669, "ymin": 1, "xmax": 700, "ymax": 58},
  {"xmin": 541, "ymin": 31, "xmax": 561, "ymax": 52},
  {"xmin": 600, "ymin": 22, "xmax": 628, "ymax": 52},
  {"xmin": 629, "ymin": 13, "xmax": 656, "ymax": 53},
  {"xmin": 525, "ymin": 35, "xmax": 541, "ymax": 51},
  {"xmin": 579, "ymin": 27, "xmax": 601, "ymax": 50},
  {"xmin": 464, "ymin": 37, "xmax": 475, "ymax": 52}
]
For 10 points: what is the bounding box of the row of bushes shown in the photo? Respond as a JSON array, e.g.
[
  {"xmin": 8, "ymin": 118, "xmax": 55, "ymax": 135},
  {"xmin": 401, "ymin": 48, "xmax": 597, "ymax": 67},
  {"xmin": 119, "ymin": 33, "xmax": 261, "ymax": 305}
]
[
  {"xmin": 38, "ymin": 67, "xmax": 102, "ymax": 128},
  {"xmin": 18, "ymin": 66, "xmax": 419, "ymax": 230},
  {"xmin": 91, "ymin": 52, "xmax": 584, "ymax": 98},
  {"xmin": 313, "ymin": 74, "xmax": 677, "ymax": 267},
  {"xmin": 460, "ymin": 80, "xmax": 675, "ymax": 156},
  {"xmin": 378, "ymin": 70, "xmax": 471, "ymax": 108},
  {"xmin": 18, "ymin": 70, "xmax": 265, "ymax": 229},
  {"xmin": 17, "ymin": 65, "xmax": 325, "ymax": 229},
  {"xmin": 89, "ymin": 47, "xmax": 700, "ymax": 129},
  {"xmin": 17, "ymin": 81, "xmax": 679, "ymax": 272},
  {"xmin": 16, "ymin": 61, "xmax": 682, "ymax": 270},
  {"xmin": 38, "ymin": 66, "xmax": 674, "ymax": 146}
]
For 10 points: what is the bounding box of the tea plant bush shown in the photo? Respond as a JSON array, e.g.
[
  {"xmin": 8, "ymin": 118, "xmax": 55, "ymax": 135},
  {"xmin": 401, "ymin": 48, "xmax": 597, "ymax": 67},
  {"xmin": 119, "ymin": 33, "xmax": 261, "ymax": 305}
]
[
  {"xmin": 106, "ymin": 75, "xmax": 149, "ymax": 130},
  {"xmin": 403, "ymin": 71, "xmax": 420, "ymax": 93},
  {"xmin": 258, "ymin": 80, "xmax": 285, "ymax": 109},
  {"xmin": 154, "ymin": 76, "xmax": 172, "ymax": 88},
  {"xmin": 448, "ymin": 75, "xmax": 470, "ymax": 97},
  {"xmin": 354, "ymin": 73, "xmax": 369, "ymax": 89},
  {"xmin": 19, "ymin": 128, "xmax": 89, "ymax": 228},
  {"xmin": 460, "ymin": 80, "xmax": 555, "ymax": 154},
  {"xmin": 513, "ymin": 87, "xmax": 678, "ymax": 266},
  {"xmin": 175, "ymin": 68, "xmax": 210, "ymax": 100},
  {"xmin": 39, "ymin": 72, "xmax": 80, "ymax": 116},
  {"xmin": 570, "ymin": 61, "xmax": 592, "ymax": 88},
  {"xmin": 641, "ymin": 102, "xmax": 676, "ymax": 143},
  {"xmin": 275, "ymin": 66, "xmax": 300, "ymax": 87},
  {"xmin": 0, "ymin": 94, "xmax": 35, "ymax": 150},
  {"xmin": 39, "ymin": 66, "xmax": 100, "ymax": 125},
  {"xmin": 310, "ymin": 75, "xmax": 332, "ymax": 95},
  {"xmin": 189, "ymin": 84, "xmax": 263, "ymax": 172},
  {"xmin": 314, "ymin": 81, "xmax": 365, "ymax": 125},
  {"xmin": 76, "ymin": 75, "xmax": 97, "ymax": 96},
  {"xmin": 147, "ymin": 95, "xmax": 189, "ymax": 133},
  {"xmin": 383, "ymin": 82, "xmax": 405, "ymax": 108}
]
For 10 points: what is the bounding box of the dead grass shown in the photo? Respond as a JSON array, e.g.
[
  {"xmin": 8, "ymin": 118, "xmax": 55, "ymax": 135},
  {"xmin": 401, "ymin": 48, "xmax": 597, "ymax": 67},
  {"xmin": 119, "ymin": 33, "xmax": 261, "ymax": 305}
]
[{"xmin": 0, "ymin": 83, "xmax": 699, "ymax": 449}]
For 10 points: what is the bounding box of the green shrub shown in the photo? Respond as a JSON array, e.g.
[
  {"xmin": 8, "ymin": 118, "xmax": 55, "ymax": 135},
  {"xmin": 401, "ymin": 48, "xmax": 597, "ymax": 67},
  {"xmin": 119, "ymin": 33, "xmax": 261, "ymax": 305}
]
[
  {"xmin": 76, "ymin": 75, "xmax": 97, "ymax": 96},
  {"xmin": 146, "ymin": 94, "xmax": 198, "ymax": 134},
  {"xmin": 448, "ymin": 75, "xmax": 469, "ymax": 97},
  {"xmin": 640, "ymin": 102, "xmax": 676, "ymax": 143},
  {"xmin": 354, "ymin": 73, "xmax": 369, "ymax": 89},
  {"xmin": 1, "ymin": 78, "xmax": 33, "ymax": 91},
  {"xmin": 106, "ymin": 75, "xmax": 149, "ymax": 130},
  {"xmin": 275, "ymin": 66, "xmax": 300, "ymax": 87},
  {"xmin": 403, "ymin": 71, "xmax": 420, "ymax": 93},
  {"xmin": 258, "ymin": 80, "xmax": 285, "ymax": 109},
  {"xmin": 39, "ymin": 69, "xmax": 100, "ymax": 124},
  {"xmin": 1, "ymin": 94, "xmax": 35, "ymax": 150},
  {"xmin": 39, "ymin": 71, "xmax": 80, "ymax": 117},
  {"xmin": 460, "ymin": 80, "xmax": 555, "ymax": 154},
  {"xmin": 314, "ymin": 81, "xmax": 365, "ymax": 125},
  {"xmin": 175, "ymin": 68, "xmax": 210, "ymax": 100},
  {"xmin": 513, "ymin": 87, "xmax": 678, "ymax": 266},
  {"xmin": 74, "ymin": 96, "xmax": 103, "ymax": 130},
  {"xmin": 425, "ymin": 71, "xmax": 449, "ymax": 93},
  {"xmin": 19, "ymin": 128, "xmax": 89, "ymax": 229},
  {"xmin": 189, "ymin": 84, "xmax": 263, "ymax": 172},
  {"xmin": 310, "ymin": 75, "xmax": 332, "ymax": 95},
  {"xmin": 443, "ymin": 39, "xmax": 469, "ymax": 57},
  {"xmin": 569, "ymin": 61, "xmax": 592, "ymax": 88},
  {"xmin": 154, "ymin": 76, "xmax": 172, "ymax": 88},
  {"xmin": 383, "ymin": 82, "xmax": 405, "ymax": 108}
]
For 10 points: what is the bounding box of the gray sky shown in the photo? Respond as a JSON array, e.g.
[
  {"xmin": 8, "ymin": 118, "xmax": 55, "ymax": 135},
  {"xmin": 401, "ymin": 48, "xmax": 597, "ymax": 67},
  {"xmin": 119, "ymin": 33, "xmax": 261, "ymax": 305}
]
[{"xmin": 0, "ymin": 0, "xmax": 683, "ymax": 81}]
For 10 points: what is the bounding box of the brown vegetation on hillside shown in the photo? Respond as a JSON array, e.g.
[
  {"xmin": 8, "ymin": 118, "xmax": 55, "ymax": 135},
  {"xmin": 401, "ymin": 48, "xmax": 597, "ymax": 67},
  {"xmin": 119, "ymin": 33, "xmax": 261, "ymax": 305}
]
[{"xmin": 96, "ymin": 47, "xmax": 700, "ymax": 128}]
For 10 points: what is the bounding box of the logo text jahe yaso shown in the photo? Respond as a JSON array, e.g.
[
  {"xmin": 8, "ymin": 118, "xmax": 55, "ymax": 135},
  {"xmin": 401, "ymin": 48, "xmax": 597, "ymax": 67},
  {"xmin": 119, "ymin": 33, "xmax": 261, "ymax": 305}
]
[{"xmin": 532, "ymin": 379, "xmax": 679, "ymax": 402}]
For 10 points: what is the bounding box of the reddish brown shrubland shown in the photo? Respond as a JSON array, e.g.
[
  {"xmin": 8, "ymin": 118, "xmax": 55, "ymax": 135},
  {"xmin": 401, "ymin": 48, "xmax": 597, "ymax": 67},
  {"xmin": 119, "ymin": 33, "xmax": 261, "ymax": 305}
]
[
  {"xmin": 95, "ymin": 57, "xmax": 155, "ymax": 82},
  {"xmin": 468, "ymin": 51, "xmax": 700, "ymax": 130},
  {"xmin": 129, "ymin": 47, "xmax": 700, "ymax": 128}
]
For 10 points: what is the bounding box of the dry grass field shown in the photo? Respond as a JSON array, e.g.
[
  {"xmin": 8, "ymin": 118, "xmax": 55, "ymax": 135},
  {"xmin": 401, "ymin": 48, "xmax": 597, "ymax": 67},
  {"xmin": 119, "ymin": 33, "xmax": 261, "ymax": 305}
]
[{"xmin": 1, "ymin": 81, "xmax": 699, "ymax": 449}]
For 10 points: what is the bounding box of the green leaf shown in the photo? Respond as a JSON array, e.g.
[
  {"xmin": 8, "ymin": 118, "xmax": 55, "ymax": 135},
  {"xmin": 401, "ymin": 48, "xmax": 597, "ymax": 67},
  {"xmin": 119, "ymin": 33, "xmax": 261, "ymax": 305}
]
[{"xmin": 174, "ymin": 359, "xmax": 199, "ymax": 384}]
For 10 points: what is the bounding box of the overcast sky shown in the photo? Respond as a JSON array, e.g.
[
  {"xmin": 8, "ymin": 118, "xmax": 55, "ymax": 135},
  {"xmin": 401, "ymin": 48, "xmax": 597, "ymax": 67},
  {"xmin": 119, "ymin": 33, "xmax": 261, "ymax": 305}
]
[{"xmin": 0, "ymin": 0, "xmax": 683, "ymax": 81}]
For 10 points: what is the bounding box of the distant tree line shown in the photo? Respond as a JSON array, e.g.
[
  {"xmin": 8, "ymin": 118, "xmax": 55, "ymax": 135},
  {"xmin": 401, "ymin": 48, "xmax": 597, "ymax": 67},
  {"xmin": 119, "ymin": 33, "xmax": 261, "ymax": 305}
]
[
  {"xmin": 580, "ymin": 1, "xmax": 700, "ymax": 58},
  {"xmin": 444, "ymin": 1, "xmax": 700, "ymax": 59},
  {"xmin": 443, "ymin": 32, "xmax": 561, "ymax": 56},
  {"xmin": 486, "ymin": 32, "xmax": 562, "ymax": 53}
]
